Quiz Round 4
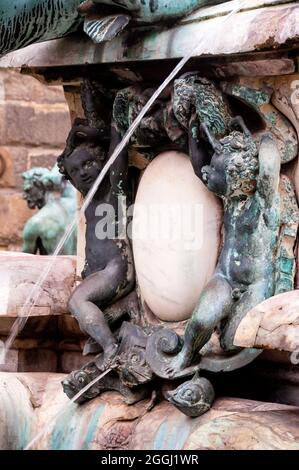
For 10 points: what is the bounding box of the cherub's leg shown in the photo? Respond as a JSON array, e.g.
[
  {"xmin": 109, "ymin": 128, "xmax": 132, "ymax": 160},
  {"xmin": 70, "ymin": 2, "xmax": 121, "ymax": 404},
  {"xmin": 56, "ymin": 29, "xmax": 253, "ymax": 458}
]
[
  {"xmin": 221, "ymin": 280, "xmax": 269, "ymax": 352},
  {"xmin": 166, "ymin": 274, "xmax": 233, "ymax": 375},
  {"xmin": 68, "ymin": 259, "xmax": 131, "ymax": 369}
]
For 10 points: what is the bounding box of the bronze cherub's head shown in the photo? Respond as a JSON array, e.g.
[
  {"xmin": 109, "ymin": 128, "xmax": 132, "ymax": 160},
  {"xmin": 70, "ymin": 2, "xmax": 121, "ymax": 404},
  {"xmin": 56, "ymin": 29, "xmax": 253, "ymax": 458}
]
[
  {"xmin": 201, "ymin": 117, "xmax": 258, "ymax": 198},
  {"xmin": 57, "ymin": 118, "xmax": 109, "ymax": 196}
]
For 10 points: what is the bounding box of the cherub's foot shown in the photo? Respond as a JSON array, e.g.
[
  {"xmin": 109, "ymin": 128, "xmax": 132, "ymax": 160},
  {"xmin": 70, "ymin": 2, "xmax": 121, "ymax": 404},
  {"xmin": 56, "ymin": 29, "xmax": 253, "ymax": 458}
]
[
  {"xmin": 98, "ymin": 343, "xmax": 118, "ymax": 372},
  {"xmin": 164, "ymin": 350, "xmax": 191, "ymax": 379}
]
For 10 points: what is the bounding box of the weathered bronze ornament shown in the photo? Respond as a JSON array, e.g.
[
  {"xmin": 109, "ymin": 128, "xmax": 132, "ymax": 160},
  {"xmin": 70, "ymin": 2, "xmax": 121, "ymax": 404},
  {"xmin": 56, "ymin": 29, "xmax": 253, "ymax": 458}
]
[
  {"xmin": 0, "ymin": 0, "xmax": 229, "ymax": 56},
  {"xmin": 61, "ymin": 76, "xmax": 299, "ymax": 418}
]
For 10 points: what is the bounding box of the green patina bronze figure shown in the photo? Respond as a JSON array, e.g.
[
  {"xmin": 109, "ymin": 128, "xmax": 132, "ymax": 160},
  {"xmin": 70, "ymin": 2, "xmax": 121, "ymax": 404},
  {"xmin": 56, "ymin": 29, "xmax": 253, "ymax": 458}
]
[
  {"xmin": 0, "ymin": 0, "xmax": 229, "ymax": 56},
  {"xmin": 155, "ymin": 117, "xmax": 283, "ymax": 376},
  {"xmin": 22, "ymin": 165, "xmax": 77, "ymax": 255}
]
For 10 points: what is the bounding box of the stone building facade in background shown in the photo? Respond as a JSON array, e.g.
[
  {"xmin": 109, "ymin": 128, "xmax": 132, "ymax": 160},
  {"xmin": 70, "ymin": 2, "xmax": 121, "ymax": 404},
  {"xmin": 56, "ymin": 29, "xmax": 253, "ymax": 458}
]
[{"xmin": 0, "ymin": 70, "xmax": 71, "ymax": 251}]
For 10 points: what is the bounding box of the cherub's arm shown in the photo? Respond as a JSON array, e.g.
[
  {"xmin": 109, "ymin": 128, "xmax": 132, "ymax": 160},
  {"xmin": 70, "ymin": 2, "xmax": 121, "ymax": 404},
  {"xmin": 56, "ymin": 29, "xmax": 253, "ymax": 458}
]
[
  {"xmin": 188, "ymin": 116, "xmax": 211, "ymax": 181},
  {"xmin": 109, "ymin": 122, "xmax": 128, "ymax": 197},
  {"xmin": 67, "ymin": 119, "xmax": 104, "ymax": 146},
  {"xmin": 257, "ymin": 133, "xmax": 280, "ymax": 206}
]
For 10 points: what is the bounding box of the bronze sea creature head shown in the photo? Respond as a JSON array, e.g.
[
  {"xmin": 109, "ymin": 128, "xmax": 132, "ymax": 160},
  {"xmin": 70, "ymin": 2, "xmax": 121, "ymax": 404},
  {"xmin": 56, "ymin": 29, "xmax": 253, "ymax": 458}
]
[{"xmin": 165, "ymin": 373, "xmax": 215, "ymax": 417}]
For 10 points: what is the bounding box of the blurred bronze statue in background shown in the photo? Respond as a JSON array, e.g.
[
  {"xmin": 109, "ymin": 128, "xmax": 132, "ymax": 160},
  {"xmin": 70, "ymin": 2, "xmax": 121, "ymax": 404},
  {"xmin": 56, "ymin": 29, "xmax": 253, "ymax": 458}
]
[{"xmin": 22, "ymin": 165, "xmax": 77, "ymax": 255}]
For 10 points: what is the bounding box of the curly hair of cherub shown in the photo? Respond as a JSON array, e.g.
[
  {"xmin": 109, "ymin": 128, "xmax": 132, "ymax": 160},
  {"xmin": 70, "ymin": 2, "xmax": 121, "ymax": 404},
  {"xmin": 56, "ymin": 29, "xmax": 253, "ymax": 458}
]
[{"xmin": 218, "ymin": 130, "xmax": 259, "ymax": 192}]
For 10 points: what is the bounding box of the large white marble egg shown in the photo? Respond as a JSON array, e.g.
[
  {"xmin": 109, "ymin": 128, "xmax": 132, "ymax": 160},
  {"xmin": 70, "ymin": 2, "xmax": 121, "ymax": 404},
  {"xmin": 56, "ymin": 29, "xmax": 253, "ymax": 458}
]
[{"xmin": 132, "ymin": 151, "xmax": 223, "ymax": 322}]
